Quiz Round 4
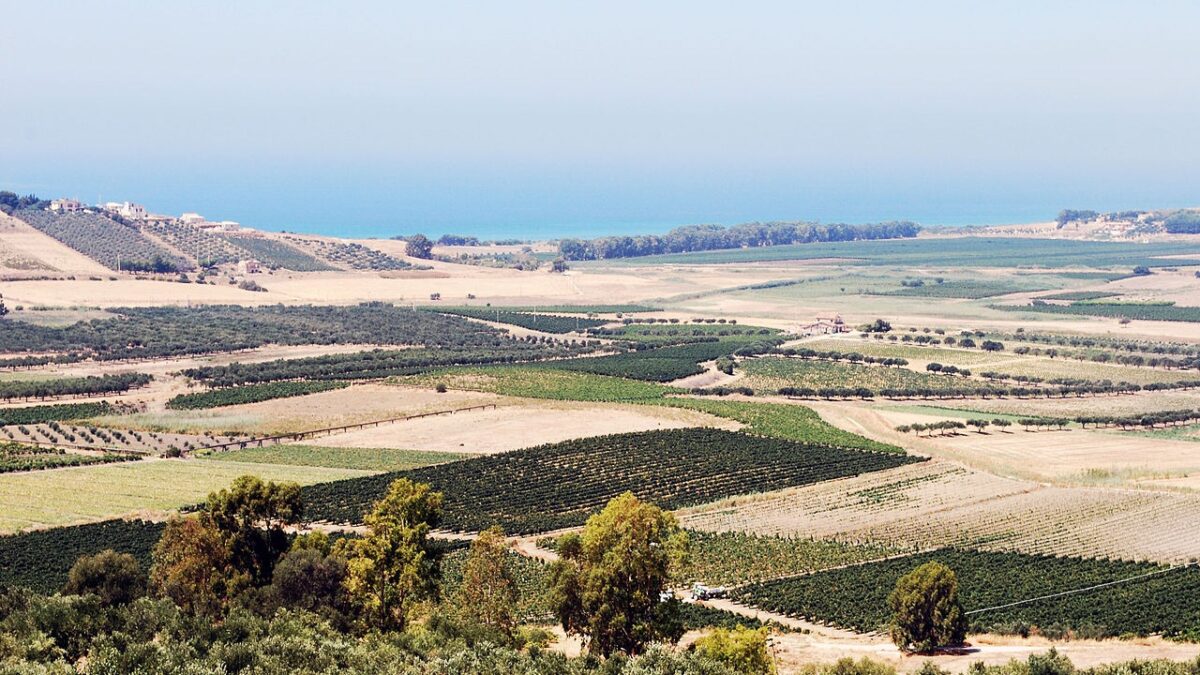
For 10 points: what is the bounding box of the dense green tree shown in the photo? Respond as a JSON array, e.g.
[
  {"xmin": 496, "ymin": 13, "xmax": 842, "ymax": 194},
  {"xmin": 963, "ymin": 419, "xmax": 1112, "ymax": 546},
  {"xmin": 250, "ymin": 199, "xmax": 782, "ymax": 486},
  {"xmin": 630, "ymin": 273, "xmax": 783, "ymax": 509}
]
[
  {"xmin": 452, "ymin": 525, "xmax": 519, "ymax": 640},
  {"xmin": 337, "ymin": 477, "xmax": 444, "ymax": 630},
  {"xmin": 691, "ymin": 625, "xmax": 775, "ymax": 673},
  {"xmin": 149, "ymin": 516, "xmax": 239, "ymax": 617},
  {"xmin": 62, "ymin": 549, "xmax": 146, "ymax": 606},
  {"xmin": 202, "ymin": 475, "xmax": 303, "ymax": 585},
  {"xmin": 406, "ymin": 234, "xmax": 434, "ymax": 259},
  {"xmin": 549, "ymin": 491, "xmax": 689, "ymax": 657},
  {"xmin": 888, "ymin": 561, "xmax": 967, "ymax": 653}
]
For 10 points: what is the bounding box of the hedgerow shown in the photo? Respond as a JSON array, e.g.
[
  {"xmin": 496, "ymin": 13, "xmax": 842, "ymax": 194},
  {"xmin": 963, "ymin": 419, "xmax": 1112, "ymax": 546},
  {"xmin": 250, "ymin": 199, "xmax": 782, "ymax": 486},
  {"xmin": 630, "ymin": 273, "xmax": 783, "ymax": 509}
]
[
  {"xmin": 166, "ymin": 381, "xmax": 350, "ymax": 409},
  {"xmin": 431, "ymin": 308, "xmax": 607, "ymax": 333}
]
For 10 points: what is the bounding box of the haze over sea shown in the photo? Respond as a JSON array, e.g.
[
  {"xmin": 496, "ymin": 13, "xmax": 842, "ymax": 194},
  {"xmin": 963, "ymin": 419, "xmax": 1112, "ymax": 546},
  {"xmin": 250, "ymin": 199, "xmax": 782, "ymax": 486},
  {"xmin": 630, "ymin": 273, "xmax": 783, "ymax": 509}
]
[
  {"xmin": 4, "ymin": 2, "xmax": 1198, "ymax": 241},
  {"xmin": 8, "ymin": 165, "xmax": 1199, "ymax": 242}
]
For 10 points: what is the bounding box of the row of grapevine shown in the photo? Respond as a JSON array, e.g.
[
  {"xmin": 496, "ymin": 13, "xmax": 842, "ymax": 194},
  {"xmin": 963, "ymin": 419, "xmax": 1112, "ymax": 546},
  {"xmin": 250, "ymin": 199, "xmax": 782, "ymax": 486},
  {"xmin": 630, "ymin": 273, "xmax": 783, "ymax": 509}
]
[
  {"xmin": 0, "ymin": 304, "xmax": 532, "ymax": 360},
  {"xmin": 301, "ymin": 428, "xmax": 920, "ymax": 533},
  {"xmin": 0, "ymin": 442, "xmax": 137, "ymax": 473},
  {"xmin": 282, "ymin": 236, "xmax": 412, "ymax": 271},
  {"xmin": 15, "ymin": 209, "xmax": 190, "ymax": 271},
  {"xmin": 432, "ymin": 307, "xmax": 607, "ymax": 333},
  {"xmin": 181, "ymin": 341, "xmax": 594, "ymax": 387},
  {"xmin": 0, "ymin": 402, "xmax": 116, "ymax": 425},
  {"xmin": 547, "ymin": 340, "xmax": 777, "ymax": 382},
  {"xmin": 0, "ymin": 373, "xmax": 152, "ymax": 402},
  {"xmin": 166, "ymin": 381, "xmax": 349, "ymax": 409},
  {"xmin": 0, "ymin": 519, "xmax": 164, "ymax": 593},
  {"xmin": 733, "ymin": 548, "xmax": 1200, "ymax": 639},
  {"xmin": 218, "ymin": 234, "xmax": 336, "ymax": 271}
]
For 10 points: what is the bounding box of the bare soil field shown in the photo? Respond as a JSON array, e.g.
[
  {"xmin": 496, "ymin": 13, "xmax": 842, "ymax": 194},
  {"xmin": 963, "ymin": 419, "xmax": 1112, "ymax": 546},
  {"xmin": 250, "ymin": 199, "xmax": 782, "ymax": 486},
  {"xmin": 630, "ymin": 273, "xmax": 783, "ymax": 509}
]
[
  {"xmin": 102, "ymin": 383, "xmax": 500, "ymax": 436},
  {"xmin": 679, "ymin": 459, "xmax": 1200, "ymax": 563},
  {"xmin": 303, "ymin": 399, "xmax": 736, "ymax": 454}
]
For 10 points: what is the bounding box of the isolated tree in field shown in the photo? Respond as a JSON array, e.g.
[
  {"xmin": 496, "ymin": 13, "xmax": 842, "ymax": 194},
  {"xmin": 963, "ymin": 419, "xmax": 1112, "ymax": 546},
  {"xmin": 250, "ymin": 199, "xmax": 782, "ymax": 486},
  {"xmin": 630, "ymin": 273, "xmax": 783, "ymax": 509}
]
[
  {"xmin": 966, "ymin": 419, "xmax": 990, "ymax": 433},
  {"xmin": 0, "ymin": 300, "xmax": 7, "ymax": 318},
  {"xmin": 203, "ymin": 475, "xmax": 303, "ymax": 585},
  {"xmin": 980, "ymin": 340, "xmax": 1004, "ymax": 352},
  {"xmin": 337, "ymin": 477, "xmax": 443, "ymax": 631},
  {"xmin": 691, "ymin": 625, "xmax": 775, "ymax": 674},
  {"xmin": 453, "ymin": 525, "xmax": 518, "ymax": 639},
  {"xmin": 888, "ymin": 561, "xmax": 967, "ymax": 653},
  {"xmin": 405, "ymin": 234, "xmax": 434, "ymax": 259},
  {"xmin": 549, "ymin": 491, "xmax": 689, "ymax": 657},
  {"xmin": 63, "ymin": 549, "xmax": 146, "ymax": 606},
  {"xmin": 150, "ymin": 516, "xmax": 238, "ymax": 617}
]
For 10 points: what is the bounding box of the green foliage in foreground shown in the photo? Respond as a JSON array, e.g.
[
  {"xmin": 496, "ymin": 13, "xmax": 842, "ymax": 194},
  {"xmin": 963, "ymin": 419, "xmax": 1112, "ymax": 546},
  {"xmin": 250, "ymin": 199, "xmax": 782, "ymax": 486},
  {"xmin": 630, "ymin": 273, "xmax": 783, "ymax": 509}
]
[
  {"xmin": 0, "ymin": 591, "xmax": 758, "ymax": 674},
  {"xmin": 166, "ymin": 381, "xmax": 350, "ymax": 410},
  {"xmin": 200, "ymin": 445, "xmax": 469, "ymax": 472}
]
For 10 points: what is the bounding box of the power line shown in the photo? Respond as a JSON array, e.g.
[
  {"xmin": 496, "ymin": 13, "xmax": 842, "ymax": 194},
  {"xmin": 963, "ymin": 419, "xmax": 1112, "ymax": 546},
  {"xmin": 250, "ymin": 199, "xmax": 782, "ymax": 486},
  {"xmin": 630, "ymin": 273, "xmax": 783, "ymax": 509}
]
[{"xmin": 966, "ymin": 563, "xmax": 1193, "ymax": 616}]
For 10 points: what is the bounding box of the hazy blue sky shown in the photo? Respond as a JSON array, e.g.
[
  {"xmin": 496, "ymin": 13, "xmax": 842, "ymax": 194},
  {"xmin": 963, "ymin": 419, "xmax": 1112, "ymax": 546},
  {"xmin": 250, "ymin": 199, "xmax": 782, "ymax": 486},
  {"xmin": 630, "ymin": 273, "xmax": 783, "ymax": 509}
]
[{"xmin": 3, "ymin": 1, "xmax": 1198, "ymax": 238}]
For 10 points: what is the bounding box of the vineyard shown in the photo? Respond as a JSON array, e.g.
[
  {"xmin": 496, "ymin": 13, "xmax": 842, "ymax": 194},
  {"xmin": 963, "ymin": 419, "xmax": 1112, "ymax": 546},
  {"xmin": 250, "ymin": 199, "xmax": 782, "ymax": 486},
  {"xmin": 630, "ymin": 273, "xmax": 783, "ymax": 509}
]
[
  {"xmin": 0, "ymin": 402, "xmax": 116, "ymax": 425},
  {"xmin": 438, "ymin": 547, "xmax": 554, "ymax": 622},
  {"xmin": 0, "ymin": 442, "xmax": 136, "ymax": 473},
  {"xmin": 218, "ymin": 234, "xmax": 336, "ymax": 271},
  {"xmin": 733, "ymin": 548, "xmax": 1200, "ymax": 639},
  {"xmin": 200, "ymin": 445, "xmax": 468, "ymax": 471},
  {"xmin": 0, "ymin": 304, "xmax": 531, "ymax": 360},
  {"xmin": 741, "ymin": 357, "xmax": 990, "ymax": 395},
  {"xmin": 14, "ymin": 209, "xmax": 190, "ymax": 271},
  {"xmin": 301, "ymin": 428, "xmax": 920, "ymax": 533},
  {"xmin": 403, "ymin": 367, "xmax": 674, "ymax": 402},
  {"xmin": 883, "ymin": 279, "xmax": 1047, "ymax": 299},
  {"xmin": 655, "ymin": 398, "xmax": 902, "ymax": 453},
  {"xmin": 432, "ymin": 307, "xmax": 607, "ymax": 333},
  {"xmin": 0, "ymin": 519, "xmax": 164, "ymax": 593},
  {"xmin": 181, "ymin": 342, "xmax": 589, "ymax": 387},
  {"xmin": 143, "ymin": 220, "xmax": 250, "ymax": 266},
  {"xmin": 548, "ymin": 340, "xmax": 776, "ymax": 382},
  {"xmin": 0, "ymin": 423, "xmax": 249, "ymax": 455},
  {"xmin": 996, "ymin": 301, "xmax": 1200, "ymax": 323},
  {"xmin": 281, "ymin": 236, "xmax": 412, "ymax": 270},
  {"xmin": 0, "ymin": 373, "xmax": 152, "ymax": 402},
  {"xmin": 681, "ymin": 531, "xmax": 898, "ymax": 586},
  {"xmin": 166, "ymin": 381, "xmax": 350, "ymax": 409}
]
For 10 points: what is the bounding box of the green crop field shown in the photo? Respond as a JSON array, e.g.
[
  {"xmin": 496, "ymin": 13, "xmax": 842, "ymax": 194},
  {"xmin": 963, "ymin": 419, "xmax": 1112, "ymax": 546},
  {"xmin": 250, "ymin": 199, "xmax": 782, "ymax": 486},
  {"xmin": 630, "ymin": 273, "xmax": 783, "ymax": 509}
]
[
  {"xmin": 740, "ymin": 357, "xmax": 989, "ymax": 394},
  {"xmin": 801, "ymin": 339, "xmax": 1002, "ymax": 365},
  {"xmin": 200, "ymin": 444, "xmax": 469, "ymax": 471},
  {"xmin": 734, "ymin": 549, "xmax": 1200, "ymax": 639},
  {"xmin": 302, "ymin": 428, "xmax": 920, "ymax": 533},
  {"xmin": 403, "ymin": 366, "xmax": 675, "ymax": 402},
  {"xmin": 681, "ymin": 531, "xmax": 898, "ymax": 586},
  {"xmin": 166, "ymin": 381, "xmax": 350, "ymax": 409},
  {"xmin": 883, "ymin": 279, "xmax": 1047, "ymax": 299},
  {"xmin": 0, "ymin": 459, "xmax": 370, "ymax": 534},
  {"xmin": 582, "ymin": 237, "xmax": 1200, "ymax": 269},
  {"xmin": 0, "ymin": 519, "xmax": 165, "ymax": 593},
  {"xmin": 656, "ymin": 398, "xmax": 902, "ymax": 453},
  {"xmin": 996, "ymin": 302, "xmax": 1200, "ymax": 323}
]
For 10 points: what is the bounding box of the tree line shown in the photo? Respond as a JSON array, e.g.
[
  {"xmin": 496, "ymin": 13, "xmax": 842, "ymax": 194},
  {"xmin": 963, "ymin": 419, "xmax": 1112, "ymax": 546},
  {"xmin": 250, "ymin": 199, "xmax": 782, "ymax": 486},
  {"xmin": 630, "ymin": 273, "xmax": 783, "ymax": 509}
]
[{"xmin": 557, "ymin": 220, "xmax": 920, "ymax": 260}]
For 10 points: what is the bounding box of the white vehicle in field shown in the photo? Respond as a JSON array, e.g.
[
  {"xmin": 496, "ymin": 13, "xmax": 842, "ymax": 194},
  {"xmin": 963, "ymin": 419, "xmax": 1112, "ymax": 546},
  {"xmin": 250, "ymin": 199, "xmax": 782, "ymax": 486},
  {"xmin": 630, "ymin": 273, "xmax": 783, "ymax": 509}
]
[{"xmin": 689, "ymin": 583, "xmax": 727, "ymax": 601}]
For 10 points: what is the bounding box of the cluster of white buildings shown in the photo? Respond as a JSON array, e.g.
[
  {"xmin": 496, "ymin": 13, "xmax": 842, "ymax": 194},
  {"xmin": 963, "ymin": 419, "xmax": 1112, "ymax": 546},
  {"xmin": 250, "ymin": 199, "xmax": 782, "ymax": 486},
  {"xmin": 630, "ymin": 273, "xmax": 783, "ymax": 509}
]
[{"xmin": 47, "ymin": 198, "xmax": 239, "ymax": 231}]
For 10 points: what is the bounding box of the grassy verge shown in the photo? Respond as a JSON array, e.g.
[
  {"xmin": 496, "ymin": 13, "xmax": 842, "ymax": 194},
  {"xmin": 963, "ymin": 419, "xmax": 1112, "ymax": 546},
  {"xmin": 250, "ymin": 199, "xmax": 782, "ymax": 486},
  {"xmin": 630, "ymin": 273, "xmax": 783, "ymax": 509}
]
[{"xmin": 198, "ymin": 445, "xmax": 470, "ymax": 471}]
